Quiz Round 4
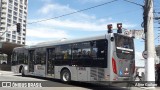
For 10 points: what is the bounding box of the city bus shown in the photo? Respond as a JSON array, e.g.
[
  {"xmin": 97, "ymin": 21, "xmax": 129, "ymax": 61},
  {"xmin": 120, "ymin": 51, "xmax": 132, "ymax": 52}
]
[{"xmin": 11, "ymin": 33, "xmax": 135, "ymax": 83}]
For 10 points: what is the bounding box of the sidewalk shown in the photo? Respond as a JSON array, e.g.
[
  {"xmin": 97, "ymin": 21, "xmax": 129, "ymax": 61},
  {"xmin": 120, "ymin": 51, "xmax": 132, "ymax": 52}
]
[
  {"xmin": 130, "ymin": 87, "xmax": 160, "ymax": 90},
  {"xmin": 0, "ymin": 70, "xmax": 13, "ymax": 75}
]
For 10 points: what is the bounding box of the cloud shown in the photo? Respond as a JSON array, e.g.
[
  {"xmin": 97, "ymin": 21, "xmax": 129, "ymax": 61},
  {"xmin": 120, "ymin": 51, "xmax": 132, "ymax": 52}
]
[
  {"xmin": 26, "ymin": 1, "xmax": 137, "ymax": 45},
  {"xmin": 28, "ymin": 18, "xmax": 136, "ymax": 32},
  {"xmin": 34, "ymin": 2, "xmax": 137, "ymax": 31},
  {"xmin": 37, "ymin": 19, "xmax": 105, "ymax": 31},
  {"xmin": 37, "ymin": 3, "xmax": 97, "ymax": 21},
  {"xmin": 26, "ymin": 40, "xmax": 44, "ymax": 45},
  {"xmin": 35, "ymin": 1, "xmax": 137, "ymax": 31},
  {"xmin": 26, "ymin": 27, "xmax": 69, "ymax": 39},
  {"xmin": 78, "ymin": 0, "xmax": 106, "ymax": 3},
  {"xmin": 39, "ymin": 4, "xmax": 54, "ymax": 14},
  {"xmin": 26, "ymin": 26, "xmax": 71, "ymax": 45},
  {"xmin": 38, "ymin": 3, "xmax": 74, "ymax": 16},
  {"xmin": 41, "ymin": 0, "xmax": 52, "ymax": 3}
]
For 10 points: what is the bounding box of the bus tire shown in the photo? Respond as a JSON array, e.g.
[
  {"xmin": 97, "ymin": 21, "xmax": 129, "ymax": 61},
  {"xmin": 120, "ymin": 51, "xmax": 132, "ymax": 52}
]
[
  {"xmin": 60, "ymin": 69, "xmax": 71, "ymax": 83},
  {"xmin": 21, "ymin": 67, "xmax": 25, "ymax": 77}
]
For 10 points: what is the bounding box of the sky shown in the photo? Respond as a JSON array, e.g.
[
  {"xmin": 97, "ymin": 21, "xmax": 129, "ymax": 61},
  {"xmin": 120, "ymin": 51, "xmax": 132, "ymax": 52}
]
[{"xmin": 26, "ymin": 0, "xmax": 159, "ymax": 66}]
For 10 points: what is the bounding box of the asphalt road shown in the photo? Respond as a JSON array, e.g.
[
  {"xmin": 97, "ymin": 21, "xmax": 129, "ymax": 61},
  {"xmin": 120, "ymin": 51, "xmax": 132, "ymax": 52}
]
[
  {"xmin": 0, "ymin": 72, "xmax": 131, "ymax": 90},
  {"xmin": 1, "ymin": 71, "xmax": 160, "ymax": 90}
]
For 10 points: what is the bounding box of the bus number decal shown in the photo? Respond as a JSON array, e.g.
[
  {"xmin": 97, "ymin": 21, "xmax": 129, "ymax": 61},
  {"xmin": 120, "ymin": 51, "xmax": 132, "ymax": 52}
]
[
  {"xmin": 37, "ymin": 65, "xmax": 44, "ymax": 70},
  {"xmin": 76, "ymin": 67, "xmax": 86, "ymax": 70}
]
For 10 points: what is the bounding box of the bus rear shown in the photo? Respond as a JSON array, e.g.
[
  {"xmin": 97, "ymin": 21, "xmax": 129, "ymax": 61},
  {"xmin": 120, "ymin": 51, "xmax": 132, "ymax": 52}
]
[{"xmin": 112, "ymin": 33, "xmax": 135, "ymax": 81}]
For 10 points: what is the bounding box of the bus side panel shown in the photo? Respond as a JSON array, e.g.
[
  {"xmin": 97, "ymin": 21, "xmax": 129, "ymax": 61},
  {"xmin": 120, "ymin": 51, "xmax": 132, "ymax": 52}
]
[
  {"xmin": 54, "ymin": 66, "xmax": 62, "ymax": 79},
  {"xmin": 73, "ymin": 67, "xmax": 109, "ymax": 82},
  {"xmin": 104, "ymin": 68, "xmax": 110, "ymax": 81},
  {"xmin": 54, "ymin": 66, "xmax": 90, "ymax": 81},
  {"xmin": 23, "ymin": 65, "xmax": 28, "ymax": 75},
  {"xmin": 70, "ymin": 67, "xmax": 78, "ymax": 81},
  {"xmin": 77, "ymin": 67, "xmax": 89, "ymax": 81},
  {"xmin": 11, "ymin": 64, "xmax": 28, "ymax": 75},
  {"xmin": 90, "ymin": 67, "xmax": 109, "ymax": 81},
  {"xmin": 107, "ymin": 34, "xmax": 115, "ymax": 81},
  {"xmin": 11, "ymin": 65, "xmax": 19, "ymax": 73},
  {"xmin": 34, "ymin": 65, "xmax": 46, "ymax": 77}
]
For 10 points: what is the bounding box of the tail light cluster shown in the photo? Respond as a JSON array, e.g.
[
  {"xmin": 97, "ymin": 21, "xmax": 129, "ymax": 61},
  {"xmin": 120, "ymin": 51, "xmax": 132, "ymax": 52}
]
[{"xmin": 112, "ymin": 58, "xmax": 117, "ymax": 74}]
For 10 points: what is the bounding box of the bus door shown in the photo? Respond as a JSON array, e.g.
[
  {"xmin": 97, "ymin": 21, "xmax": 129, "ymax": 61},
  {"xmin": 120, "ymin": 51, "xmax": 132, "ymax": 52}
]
[
  {"xmin": 46, "ymin": 48, "xmax": 55, "ymax": 76},
  {"xmin": 28, "ymin": 50, "xmax": 35, "ymax": 72}
]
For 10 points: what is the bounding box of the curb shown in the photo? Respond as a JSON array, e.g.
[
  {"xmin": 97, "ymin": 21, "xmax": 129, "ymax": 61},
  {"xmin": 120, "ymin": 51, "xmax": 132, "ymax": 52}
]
[
  {"xmin": 0, "ymin": 71, "xmax": 13, "ymax": 75},
  {"xmin": 133, "ymin": 87, "xmax": 159, "ymax": 90},
  {"xmin": 139, "ymin": 87, "xmax": 158, "ymax": 90}
]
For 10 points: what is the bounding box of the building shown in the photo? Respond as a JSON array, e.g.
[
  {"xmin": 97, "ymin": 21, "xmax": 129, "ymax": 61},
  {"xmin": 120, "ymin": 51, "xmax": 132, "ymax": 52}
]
[
  {"xmin": 156, "ymin": 45, "xmax": 160, "ymax": 64},
  {"xmin": 0, "ymin": 0, "xmax": 28, "ymax": 45},
  {"xmin": 0, "ymin": 54, "xmax": 7, "ymax": 64}
]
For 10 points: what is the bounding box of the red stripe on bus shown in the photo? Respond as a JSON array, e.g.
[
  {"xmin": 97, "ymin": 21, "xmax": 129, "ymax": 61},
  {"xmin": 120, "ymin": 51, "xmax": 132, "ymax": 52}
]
[{"xmin": 112, "ymin": 58, "xmax": 117, "ymax": 74}]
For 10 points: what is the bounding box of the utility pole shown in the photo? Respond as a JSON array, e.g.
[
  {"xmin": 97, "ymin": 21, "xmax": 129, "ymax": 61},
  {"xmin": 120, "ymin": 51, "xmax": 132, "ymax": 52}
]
[
  {"xmin": 145, "ymin": 0, "xmax": 155, "ymax": 83},
  {"xmin": 143, "ymin": 0, "xmax": 147, "ymax": 51}
]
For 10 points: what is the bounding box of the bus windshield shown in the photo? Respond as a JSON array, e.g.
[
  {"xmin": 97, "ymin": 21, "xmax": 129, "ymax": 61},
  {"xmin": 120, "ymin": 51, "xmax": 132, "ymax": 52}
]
[{"xmin": 114, "ymin": 34, "xmax": 134, "ymax": 60}]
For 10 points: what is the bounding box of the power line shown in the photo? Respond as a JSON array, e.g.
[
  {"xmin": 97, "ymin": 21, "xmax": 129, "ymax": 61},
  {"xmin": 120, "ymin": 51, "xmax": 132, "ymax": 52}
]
[
  {"xmin": 99, "ymin": 8, "xmax": 141, "ymax": 19},
  {"xmin": 28, "ymin": 0, "xmax": 118, "ymax": 24},
  {"xmin": 155, "ymin": 35, "xmax": 160, "ymax": 40},
  {"xmin": 123, "ymin": 0, "xmax": 143, "ymax": 7}
]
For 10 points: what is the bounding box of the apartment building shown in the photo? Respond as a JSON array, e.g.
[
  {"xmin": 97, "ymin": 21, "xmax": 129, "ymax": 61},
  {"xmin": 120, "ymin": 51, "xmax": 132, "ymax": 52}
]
[{"xmin": 0, "ymin": 0, "xmax": 28, "ymax": 45}]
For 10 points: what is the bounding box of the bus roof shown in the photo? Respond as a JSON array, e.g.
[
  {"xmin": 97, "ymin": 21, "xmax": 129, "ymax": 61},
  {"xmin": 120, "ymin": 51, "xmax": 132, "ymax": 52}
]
[
  {"xmin": 14, "ymin": 33, "xmax": 130, "ymax": 50},
  {"xmin": 29, "ymin": 34, "xmax": 108, "ymax": 48}
]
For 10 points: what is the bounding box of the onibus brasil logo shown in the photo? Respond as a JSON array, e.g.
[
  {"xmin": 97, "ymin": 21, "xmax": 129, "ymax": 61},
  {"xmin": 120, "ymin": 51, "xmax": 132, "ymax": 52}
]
[{"xmin": 1, "ymin": 81, "xmax": 42, "ymax": 87}]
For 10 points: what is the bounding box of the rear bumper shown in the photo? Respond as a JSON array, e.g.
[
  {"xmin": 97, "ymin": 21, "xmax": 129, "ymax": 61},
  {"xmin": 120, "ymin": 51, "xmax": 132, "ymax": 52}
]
[{"xmin": 117, "ymin": 77, "xmax": 131, "ymax": 81}]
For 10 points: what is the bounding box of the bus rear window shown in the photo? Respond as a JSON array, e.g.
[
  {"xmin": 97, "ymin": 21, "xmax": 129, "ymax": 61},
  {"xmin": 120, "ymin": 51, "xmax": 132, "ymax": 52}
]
[
  {"xmin": 115, "ymin": 34, "xmax": 134, "ymax": 49},
  {"xmin": 114, "ymin": 34, "xmax": 134, "ymax": 60}
]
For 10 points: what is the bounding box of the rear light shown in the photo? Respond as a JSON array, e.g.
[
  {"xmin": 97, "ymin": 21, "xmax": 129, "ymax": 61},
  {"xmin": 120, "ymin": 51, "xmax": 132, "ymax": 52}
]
[{"xmin": 112, "ymin": 58, "xmax": 117, "ymax": 74}]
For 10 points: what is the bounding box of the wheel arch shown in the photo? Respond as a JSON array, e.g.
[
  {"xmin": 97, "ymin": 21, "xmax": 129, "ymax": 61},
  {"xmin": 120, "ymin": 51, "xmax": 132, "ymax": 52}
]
[
  {"xmin": 60, "ymin": 67, "xmax": 71, "ymax": 75},
  {"xmin": 60, "ymin": 67, "xmax": 72, "ymax": 82}
]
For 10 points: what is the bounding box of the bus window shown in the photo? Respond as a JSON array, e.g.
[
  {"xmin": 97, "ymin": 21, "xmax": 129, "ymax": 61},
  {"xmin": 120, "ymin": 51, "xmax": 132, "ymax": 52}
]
[
  {"xmin": 72, "ymin": 43, "xmax": 80, "ymax": 60},
  {"xmin": 92, "ymin": 48, "xmax": 97, "ymax": 58},
  {"xmin": 82, "ymin": 48, "xmax": 91, "ymax": 59},
  {"xmin": 55, "ymin": 46, "xmax": 62, "ymax": 60},
  {"xmin": 91, "ymin": 39, "xmax": 108, "ymax": 68},
  {"xmin": 17, "ymin": 52, "xmax": 24, "ymax": 64},
  {"xmin": 72, "ymin": 42, "xmax": 92, "ymax": 66},
  {"xmin": 54, "ymin": 44, "xmax": 71, "ymax": 65},
  {"xmin": 28, "ymin": 50, "xmax": 35, "ymax": 72},
  {"xmin": 55, "ymin": 44, "xmax": 71, "ymax": 60},
  {"xmin": 63, "ymin": 50, "xmax": 71, "ymax": 60},
  {"xmin": 12, "ymin": 51, "xmax": 18, "ymax": 65},
  {"xmin": 35, "ymin": 48, "xmax": 46, "ymax": 65},
  {"xmin": 24, "ymin": 50, "xmax": 28, "ymax": 64},
  {"xmin": 48, "ymin": 48, "xmax": 55, "ymax": 60}
]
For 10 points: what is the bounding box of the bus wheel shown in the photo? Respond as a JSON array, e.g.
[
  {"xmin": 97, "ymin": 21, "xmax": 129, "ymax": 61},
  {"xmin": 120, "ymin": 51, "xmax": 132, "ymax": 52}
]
[
  {"xmin": 21, "ymin": 67, "xmax": 25, "ymax": 77},
  {"xmin": 60, "ymin": 69, "xmax": 71, "ymax": 83}
]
